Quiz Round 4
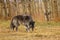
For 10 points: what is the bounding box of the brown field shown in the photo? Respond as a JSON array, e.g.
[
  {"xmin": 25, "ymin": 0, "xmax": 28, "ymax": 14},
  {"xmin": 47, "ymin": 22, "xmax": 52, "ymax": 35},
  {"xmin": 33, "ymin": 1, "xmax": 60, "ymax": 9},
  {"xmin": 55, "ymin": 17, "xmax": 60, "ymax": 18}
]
[{"xmin": 0, "ymin": 20, "xmax": 60, "ymax": 40}]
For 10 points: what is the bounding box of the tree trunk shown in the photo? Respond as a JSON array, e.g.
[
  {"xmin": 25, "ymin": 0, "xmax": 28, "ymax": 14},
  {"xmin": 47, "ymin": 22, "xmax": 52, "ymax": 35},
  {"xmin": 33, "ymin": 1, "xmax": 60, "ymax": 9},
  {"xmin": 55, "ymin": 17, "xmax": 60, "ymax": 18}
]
[
  {"xmin": 43, "ymin": 0, "xmax": 50, "ymax": 21},
  {"xmin": 51, "ymin": 0, "xmax": 58, "ymax": 21}
]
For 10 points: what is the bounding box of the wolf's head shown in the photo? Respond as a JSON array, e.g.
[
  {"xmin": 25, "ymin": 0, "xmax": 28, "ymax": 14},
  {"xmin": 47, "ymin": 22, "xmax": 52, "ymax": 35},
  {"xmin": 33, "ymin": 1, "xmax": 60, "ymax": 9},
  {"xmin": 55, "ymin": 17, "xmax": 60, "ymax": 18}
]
[{"xmin": 29, "ymin": 21, "xmax": 35, "ymax": 31}]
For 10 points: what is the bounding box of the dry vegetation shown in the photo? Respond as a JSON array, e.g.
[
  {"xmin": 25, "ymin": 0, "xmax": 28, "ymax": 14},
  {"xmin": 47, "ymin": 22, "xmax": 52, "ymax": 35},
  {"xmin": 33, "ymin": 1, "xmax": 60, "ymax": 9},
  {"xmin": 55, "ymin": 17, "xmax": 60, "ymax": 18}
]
[
  {"xmin": 0, "ymin": 20, "xmax": 60, "ymax": 40},
  {"xmin": 0, "ymin": 0, "xmax": 60, "ymax": 40}
]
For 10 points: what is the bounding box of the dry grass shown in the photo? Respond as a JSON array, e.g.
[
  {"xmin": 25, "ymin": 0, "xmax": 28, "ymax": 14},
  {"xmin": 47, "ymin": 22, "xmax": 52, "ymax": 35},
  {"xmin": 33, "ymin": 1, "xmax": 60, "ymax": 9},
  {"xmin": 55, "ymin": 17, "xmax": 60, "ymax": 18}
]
[{"xmin": 0, "ymin": 20, "xmax": 60, "ymax": 40}]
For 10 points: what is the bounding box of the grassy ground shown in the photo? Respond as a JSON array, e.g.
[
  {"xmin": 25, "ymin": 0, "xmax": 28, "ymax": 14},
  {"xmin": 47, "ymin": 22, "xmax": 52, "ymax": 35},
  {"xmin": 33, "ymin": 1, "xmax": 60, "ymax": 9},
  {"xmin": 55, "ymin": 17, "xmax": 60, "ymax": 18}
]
[{"xmin": 0, "ymin": 20, "xmax": 60, "ymax": 40}]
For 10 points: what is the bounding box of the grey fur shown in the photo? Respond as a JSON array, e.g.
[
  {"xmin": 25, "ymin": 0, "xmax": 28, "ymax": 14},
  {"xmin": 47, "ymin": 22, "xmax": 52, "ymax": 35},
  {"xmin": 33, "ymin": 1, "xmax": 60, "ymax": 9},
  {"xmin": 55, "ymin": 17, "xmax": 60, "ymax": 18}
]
[{"xmin": 10, "ymin": 15, "xmax": 35, "ymax": 32}]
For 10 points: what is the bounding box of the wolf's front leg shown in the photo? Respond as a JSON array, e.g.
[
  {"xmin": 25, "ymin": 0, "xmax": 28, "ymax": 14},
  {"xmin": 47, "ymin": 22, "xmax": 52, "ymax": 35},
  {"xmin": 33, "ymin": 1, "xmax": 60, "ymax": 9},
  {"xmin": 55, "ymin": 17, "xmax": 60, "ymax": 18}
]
[{"xmin": 26, "ymin": 25, "xmax": 30, "ymax": 32}]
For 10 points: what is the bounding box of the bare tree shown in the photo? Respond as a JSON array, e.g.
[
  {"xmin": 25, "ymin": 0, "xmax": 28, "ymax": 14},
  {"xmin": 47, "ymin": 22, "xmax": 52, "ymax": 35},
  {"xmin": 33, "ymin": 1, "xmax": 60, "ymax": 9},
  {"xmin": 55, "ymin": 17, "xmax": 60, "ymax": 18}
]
[
  {"xmin": 42, "ymin": 0, "xmax": 51, "ymax": 21},
  {"xmin": 51, "ymin": 0, "xmax": 58, "ymax": 21},
  {"xmin": 3, "ymin": 0, "xmax": 8, "ymax": 19}
]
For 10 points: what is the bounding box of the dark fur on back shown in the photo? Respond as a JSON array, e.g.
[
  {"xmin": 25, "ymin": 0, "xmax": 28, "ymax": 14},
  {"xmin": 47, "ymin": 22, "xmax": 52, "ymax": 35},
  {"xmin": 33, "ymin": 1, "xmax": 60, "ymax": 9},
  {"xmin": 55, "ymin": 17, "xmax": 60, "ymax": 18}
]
[{"xmin": 10, "ymin": 15, "xmax": 35, "ymax": 32}]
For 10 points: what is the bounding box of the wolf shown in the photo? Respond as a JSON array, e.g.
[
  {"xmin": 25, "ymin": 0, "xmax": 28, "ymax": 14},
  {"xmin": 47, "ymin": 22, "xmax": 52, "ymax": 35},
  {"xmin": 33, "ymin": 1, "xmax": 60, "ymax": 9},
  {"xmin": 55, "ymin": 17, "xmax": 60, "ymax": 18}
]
[{"xmin": 10, "ymin": 15, "xmax": 35, "ymax": 32}]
